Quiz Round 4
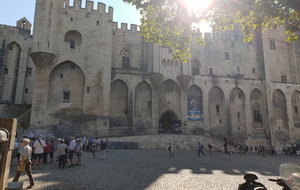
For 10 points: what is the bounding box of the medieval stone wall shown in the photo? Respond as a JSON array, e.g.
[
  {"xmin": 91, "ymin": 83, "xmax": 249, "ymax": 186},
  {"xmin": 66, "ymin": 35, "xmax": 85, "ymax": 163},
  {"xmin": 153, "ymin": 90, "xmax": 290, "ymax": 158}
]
[{"xmin": 1, "ymin": 0, "xmax": 300, "ymax": 149}]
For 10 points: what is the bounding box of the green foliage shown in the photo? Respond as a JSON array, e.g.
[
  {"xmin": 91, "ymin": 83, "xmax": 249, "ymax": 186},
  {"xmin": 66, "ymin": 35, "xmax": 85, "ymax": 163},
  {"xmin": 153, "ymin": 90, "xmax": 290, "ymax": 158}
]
[{"xmin": 123, "ymin": 0, "xmax": 300, "ymax": 62}]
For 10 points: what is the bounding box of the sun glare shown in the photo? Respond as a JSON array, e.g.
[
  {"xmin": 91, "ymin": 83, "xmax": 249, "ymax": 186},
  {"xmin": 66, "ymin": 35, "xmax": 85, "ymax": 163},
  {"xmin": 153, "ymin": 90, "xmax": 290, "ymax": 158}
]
[
  {"xmin": 182, "ymin": 0, "xmax": 212, "ymax": 33},
  {"xmin": 183, "ymin": 0, "xmax": 211, "ymax": 11}
]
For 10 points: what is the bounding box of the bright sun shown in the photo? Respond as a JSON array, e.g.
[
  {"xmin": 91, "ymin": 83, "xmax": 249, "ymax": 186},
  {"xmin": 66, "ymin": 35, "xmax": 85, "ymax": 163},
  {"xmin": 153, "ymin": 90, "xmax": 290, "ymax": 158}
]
[
  {"xmin": 183, "ymin": 0, "xmax": 211, "ymax": 11},
  {"xmin": 182, "ymin": 0, "xmax": 212, "ymax": 33}
]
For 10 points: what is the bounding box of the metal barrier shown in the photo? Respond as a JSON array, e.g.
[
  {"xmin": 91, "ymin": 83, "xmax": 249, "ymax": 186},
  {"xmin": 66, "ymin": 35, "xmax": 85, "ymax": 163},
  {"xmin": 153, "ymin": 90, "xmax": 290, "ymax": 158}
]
[{"xmin": 0, "ymin": 128, "xmax": 10, "ymax": 184}]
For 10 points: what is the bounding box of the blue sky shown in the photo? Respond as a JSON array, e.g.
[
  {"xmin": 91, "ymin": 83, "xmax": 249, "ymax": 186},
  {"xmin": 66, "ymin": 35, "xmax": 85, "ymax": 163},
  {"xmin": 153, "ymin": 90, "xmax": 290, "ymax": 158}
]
[
  {"xmin": 0, "ymin": 0, "xmax": 141, "ymax": 29},
  {"xmin": 0, "ymin": 0, "xmax": 211, "ymax": 33}
]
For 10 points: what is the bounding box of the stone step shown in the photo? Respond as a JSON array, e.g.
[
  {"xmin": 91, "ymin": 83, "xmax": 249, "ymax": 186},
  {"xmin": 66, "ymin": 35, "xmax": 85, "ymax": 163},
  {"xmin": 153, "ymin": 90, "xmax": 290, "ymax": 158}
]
[{"xmin": 7, "ymin": 182, "xmax": 23, "ymax": 190}]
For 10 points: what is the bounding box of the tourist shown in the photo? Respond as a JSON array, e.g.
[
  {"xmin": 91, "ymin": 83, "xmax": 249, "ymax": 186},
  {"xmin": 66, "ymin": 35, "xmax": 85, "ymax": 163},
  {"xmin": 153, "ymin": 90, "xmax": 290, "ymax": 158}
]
[
  {"xmin": 100, "ymin": 142, "xmax": 107, "ymax": 160},
  {"xmin": 105, "ymin": 138, "xmax": 109, "ymax": 152},
  {"xmin": 57, "ymin": 139, "xmax": 68, "ymax": 169},
  {"xmin": 49, "ymin": 140, "xmax": 55, "ymax": 163},
  {"xmin": 168, "ymin": 143, "xmax": 174, "ymax": 158},
  {"xmin": 224, "ymin": 143, "xmax": 228, "ymax": 153},
  {"xmin": 208, "ymin": 143, "xmax": 213, "ymax": 155},
  {"xmin": 43, "ymin": 140, "xmax": 51, "ymax": 164},
  {"xmin": 68, "ymin": 136, "xmax": 76, "ymax": 167},
  {"xmin": 91, "ymin": 141, "xmax": 97, "ymax": 158},
  {"xmin": 198, "ymin": 142, "xmax": 205, "ymax": 156},
  {"xmin": 12, "ymin": 138, "xmax": 35, "ymax": 189},
  {"xmin": 32, "ymin": 135, "xmax": 46, "ymax": 169},
  {"xmin": 75, "ymin": 138, "xmax": 83, "ymax": 166}
]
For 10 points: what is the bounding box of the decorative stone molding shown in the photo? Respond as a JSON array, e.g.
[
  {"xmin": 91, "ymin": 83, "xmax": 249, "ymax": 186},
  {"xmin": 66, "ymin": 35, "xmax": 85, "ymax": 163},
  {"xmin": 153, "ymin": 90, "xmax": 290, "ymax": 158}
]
[
  {"xmin": 30, "ymin": 52, "xmax": 56, "ymax": 68},
  {"xmin": 177, "ymin": 75, "xmax": 192, "ymax": 89},
  {"xmin": 147, "ymin": 72, "xmax": 164, "ymax": 88}
]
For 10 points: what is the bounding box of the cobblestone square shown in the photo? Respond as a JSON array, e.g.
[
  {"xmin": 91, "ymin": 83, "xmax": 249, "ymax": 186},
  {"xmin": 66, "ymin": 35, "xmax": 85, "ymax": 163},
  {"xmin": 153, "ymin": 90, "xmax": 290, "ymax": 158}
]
[{"xmin": 8, "ymin": 150, "xmax": 300, "ymax": 190}]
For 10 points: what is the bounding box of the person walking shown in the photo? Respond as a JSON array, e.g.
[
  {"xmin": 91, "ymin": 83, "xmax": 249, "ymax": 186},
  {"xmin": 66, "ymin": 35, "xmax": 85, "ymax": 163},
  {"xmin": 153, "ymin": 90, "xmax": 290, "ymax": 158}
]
[
  {"xmin": 168, "ymin": 143, "xmax": 174, "ymax": 158},
  {"xmin": 12, "ymin": 138, "xmax": 35, "ymax": 189},
  {"xmin": 198, "ymin": 142, "xmax": 205, "ymax": 156}
]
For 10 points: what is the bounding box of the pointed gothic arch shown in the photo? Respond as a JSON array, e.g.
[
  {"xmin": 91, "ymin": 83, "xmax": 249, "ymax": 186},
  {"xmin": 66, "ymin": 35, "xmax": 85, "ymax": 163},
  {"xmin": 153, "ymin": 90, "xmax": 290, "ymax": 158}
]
[
  {"xmin": 47, "ymin": 61, "xmax": 85, "ymax": 111},
  {"xmin": 272, "ymin": 89, "xmax": 288, "ymax": 129},
  {"xmin": 229, "ymin": 87, "xmax": 246, "ymax": 132},
  {"xmin": 209, "ymin": 86, "xmax": 225, "ymax": 134},
  {"xmin": 292, "ymin": 90, "xmax": 300, "ymax": 128},
  {"xmin": 1, "ymin": 42, "xmax": 21, "ymax": 103},
  {"xmin": 159, "ymin": 110, "xmax": 179, "ymax": 133},
  {"xmin": 134, "ymin": 81, "xmax": 152, "ymax": 128},
  {"xmin": 110, "ymin": 79, "xmax": 128, "ymax": 127}
]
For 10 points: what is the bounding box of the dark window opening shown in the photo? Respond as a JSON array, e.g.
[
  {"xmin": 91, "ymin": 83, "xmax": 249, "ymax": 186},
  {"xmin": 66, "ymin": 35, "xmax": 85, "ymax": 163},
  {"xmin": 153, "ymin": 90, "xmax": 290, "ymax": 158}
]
[
  {"xmin": 281, "ymin": 75, "xmax": 287, "ymax": 83},
  {"xmin": 225, "ymin": 52, "xmax": 230, "ymax": 60},
  {"xmin": 122, "ymin": 57, "xmax": 130, "ymax": 68},
  {"xmin": 253, "ymin": 110, "xmax": 262, "ymax": 122},
  {"xmin": 237, "ymin": 67, "xmax": 239, "ymax": 72},
  {"xmin": 60, "ymin": 74, "xmax": 64, "ymax": 79},
  {"xmin": 216, "ymin": 105, "xmax": 220, "ymax": 113},
  {"xmin": 63, "ymin": 92, "xmax": 70, "ymax": 101},
  {"xmin": 147, "ymin": 101, "xmax": 152, "ymax": 109},
  {"xmin": 97, "ymin": 21, "xmax": 99, "ymax": 25},
  {"xmin": 239, "ymin": 93, "xmax": 242, "ymax": 99},
  {"xmin": 237, "ymin": 112, "xmax": 240, "ymax": 120},
  {"xmin": 70, "ymin": 17, "xmax": 73, "ymax": 21},
  {"xmin": 270, "ymin": 39, "xmax": 276, "ymax": 49},
  {"xmin": 295, "ymin": 106, "xmax": 298, "ymax": 114},
  {"xmin": 70, "ymin": 41, "xmax": 75, "ymax": 48},
  {"xmin": 26, "ymin": 67, "xmax": 32, "ymax": 77},
  {"xmin": 219, "ymin": 119, "xmax": 222, "ymax": 124},
  {"xmin": 87, "ymin": 87, "xmax": 90, "ymax": 93},
  {"xmin": 10, "ymin": 47, "xmax": 13, "ymax": 50},
  {"xmin": 25, "ymin": 88, "xmax": 28, "ymax": 94},
  {"xmin": 252, "ymin": 68, "xmax": 256, "ymax": 73},
  {"xmin": 4, "ymin": 68, "xmax": 8, "ymax": 74}
]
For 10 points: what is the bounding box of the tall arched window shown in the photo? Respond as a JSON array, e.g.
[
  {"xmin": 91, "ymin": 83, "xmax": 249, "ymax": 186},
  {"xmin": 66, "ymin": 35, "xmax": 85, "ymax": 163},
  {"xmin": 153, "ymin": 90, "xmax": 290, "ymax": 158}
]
[
  {"xmin": 191, "ymin": 58, "xmax": 200, "ymax": 75},
  {"xmin": 120, "ymin": 47, "xmax": 132, "ymax": 68}
]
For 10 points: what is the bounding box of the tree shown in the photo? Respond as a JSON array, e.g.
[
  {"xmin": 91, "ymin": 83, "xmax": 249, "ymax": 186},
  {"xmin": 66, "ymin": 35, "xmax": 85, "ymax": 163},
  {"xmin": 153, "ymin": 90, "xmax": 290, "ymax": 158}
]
[{"xmin": 123, "ymin": 0, "xmax": 300, "ymax": 62}]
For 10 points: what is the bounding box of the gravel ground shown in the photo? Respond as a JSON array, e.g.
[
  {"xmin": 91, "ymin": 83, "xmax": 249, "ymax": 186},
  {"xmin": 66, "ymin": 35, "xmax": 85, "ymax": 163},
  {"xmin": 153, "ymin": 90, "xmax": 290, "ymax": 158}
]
[{"xmin": 8, "ymin": 149, "xmax": 300, "ymax": 190}]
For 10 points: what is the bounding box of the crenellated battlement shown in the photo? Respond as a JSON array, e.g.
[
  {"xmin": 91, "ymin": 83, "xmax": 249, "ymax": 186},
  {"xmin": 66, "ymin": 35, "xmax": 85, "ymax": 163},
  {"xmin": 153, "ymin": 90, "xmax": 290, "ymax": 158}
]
[
  {"xmin": 112, "ymin": 22, "xmax": 140, "ymax": 34},
  {"xmin": 64, "ymin": 0, "xmax": 113, "ymax": 20}
]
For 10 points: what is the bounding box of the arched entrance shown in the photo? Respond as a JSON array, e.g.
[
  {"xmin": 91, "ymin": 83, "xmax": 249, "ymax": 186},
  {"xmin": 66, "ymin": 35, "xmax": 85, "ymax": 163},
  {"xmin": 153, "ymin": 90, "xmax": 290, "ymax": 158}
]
[{"xmin": 159, "ymin": 111, "xmax": 181, "ymax": 133}]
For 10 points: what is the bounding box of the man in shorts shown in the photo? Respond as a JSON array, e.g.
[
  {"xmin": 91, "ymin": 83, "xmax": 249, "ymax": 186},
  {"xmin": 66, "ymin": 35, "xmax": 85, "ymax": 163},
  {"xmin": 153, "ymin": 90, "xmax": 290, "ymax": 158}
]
[
  {"xmin": 32, "ymin": 135, "xmax": 46, "ymax": 169},
  {"xmin": 68, "ymin": 136, "xmax": 76, "ymax": 167}
]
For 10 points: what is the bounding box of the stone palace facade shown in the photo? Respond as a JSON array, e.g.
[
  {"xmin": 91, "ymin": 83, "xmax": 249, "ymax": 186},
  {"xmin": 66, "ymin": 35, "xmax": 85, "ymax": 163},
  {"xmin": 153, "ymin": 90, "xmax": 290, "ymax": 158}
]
[{"xmin": 0, "ymin": 0, "xmax": 300, "ymax": 147}]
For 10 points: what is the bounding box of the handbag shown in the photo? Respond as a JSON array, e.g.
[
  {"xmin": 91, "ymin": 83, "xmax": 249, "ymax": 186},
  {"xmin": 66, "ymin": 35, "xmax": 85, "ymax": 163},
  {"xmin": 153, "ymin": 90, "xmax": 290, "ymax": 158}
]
[{"xmin": 17, "ymin": 162, "xmax": 26, "ymax": 171}]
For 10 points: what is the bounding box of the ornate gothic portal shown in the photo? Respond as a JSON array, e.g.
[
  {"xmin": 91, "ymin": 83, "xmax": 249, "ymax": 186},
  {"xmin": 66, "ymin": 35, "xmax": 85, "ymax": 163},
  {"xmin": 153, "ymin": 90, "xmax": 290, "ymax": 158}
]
[{"xmin": 159, "ymin": 111, "xmax": 179, "ymax": 133}]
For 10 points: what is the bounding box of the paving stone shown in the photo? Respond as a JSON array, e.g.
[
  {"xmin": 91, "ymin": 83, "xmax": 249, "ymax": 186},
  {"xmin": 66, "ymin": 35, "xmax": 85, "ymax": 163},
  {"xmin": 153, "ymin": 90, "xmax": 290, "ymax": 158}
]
[{"xmin": 8, "ymin": 150, "xmax": 300, "ymax": 190}]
